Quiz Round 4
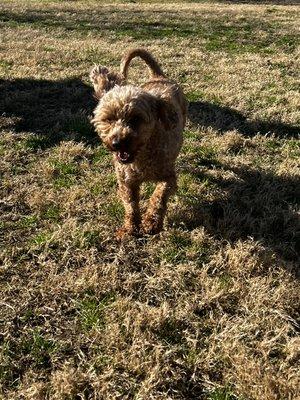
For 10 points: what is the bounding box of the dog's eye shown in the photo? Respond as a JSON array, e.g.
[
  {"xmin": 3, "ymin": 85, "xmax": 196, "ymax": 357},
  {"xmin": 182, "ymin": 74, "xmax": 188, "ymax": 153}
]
[
  {"xmin": 104, "ymin": 117, "xmax": 115, "ymax": 123},
  {"xmin": 128, "ymin": 116, "xmax": 142, "ymax": 127}
]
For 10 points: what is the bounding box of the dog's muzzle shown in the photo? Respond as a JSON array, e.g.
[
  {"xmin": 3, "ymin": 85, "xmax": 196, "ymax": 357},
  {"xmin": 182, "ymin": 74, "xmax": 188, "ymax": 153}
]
[
  {"xmin": 111, "ymin": 137, "xmax": 134, "ymax": 164},
  {"xmin": 116, "ymin": 150, "xmax": 134, "ymax": 164}
]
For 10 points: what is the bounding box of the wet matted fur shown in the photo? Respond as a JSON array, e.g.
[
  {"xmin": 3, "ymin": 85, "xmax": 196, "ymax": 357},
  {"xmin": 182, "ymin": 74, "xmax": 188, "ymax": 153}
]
[{"xmin": 91, "ymin": 49, "xmax": 187, "ymax": 239}]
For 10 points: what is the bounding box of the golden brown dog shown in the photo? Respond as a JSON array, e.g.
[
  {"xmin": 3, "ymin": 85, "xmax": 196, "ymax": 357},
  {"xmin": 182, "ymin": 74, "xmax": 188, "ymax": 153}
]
[{"xmin": 90, "ymin": 49, "xmax": 187, "ymax": 239}]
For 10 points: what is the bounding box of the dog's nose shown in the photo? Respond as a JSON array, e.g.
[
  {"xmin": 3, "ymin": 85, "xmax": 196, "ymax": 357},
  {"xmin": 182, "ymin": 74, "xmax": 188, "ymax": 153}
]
[{"xmin": 111, "ymin": 138, "xmax": 121, "ymax": 150}]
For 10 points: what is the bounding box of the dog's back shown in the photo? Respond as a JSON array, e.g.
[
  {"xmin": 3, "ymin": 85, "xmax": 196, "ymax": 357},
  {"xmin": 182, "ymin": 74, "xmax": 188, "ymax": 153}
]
[{"xmin": 121, "ymin": 49, "xmax": 187, "ymax": 129}]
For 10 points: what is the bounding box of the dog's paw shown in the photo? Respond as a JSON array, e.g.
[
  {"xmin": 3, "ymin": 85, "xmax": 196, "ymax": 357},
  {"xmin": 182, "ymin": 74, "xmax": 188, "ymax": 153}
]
[
  {"xmin": 116, "ymin": 226, "xmax": 140, "ymax": 241},
  {"xmin": 89, "ymin": 65, "xmax": 109, "ymax": 84},
  {"xmin": 142, "ymin": 216, "xmax": 163, "ymax": 235}
]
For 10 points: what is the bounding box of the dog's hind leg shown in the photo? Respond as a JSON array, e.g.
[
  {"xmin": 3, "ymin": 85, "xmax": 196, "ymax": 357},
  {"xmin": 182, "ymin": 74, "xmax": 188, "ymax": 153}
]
[{"xmin": 142, "ymin": 175, "xmax": 177, "ymax": 235}]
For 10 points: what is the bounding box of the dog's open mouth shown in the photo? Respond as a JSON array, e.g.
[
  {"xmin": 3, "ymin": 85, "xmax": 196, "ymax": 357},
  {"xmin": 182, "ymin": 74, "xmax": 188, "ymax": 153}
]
[{"xmin": 117, "ymin": 150, "xmax": 134, "ymax": 164}]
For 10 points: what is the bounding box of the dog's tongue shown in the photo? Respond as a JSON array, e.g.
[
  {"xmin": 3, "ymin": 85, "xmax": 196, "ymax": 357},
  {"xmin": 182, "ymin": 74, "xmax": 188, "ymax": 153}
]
[{"xmin": 117, "ymin": 150, "xmax": 130, "ymax": 162}]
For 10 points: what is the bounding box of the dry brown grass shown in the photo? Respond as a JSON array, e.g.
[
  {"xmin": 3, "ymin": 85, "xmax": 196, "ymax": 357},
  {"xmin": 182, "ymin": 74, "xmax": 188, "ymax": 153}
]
[{"xmin": 0, "ymin": 1, "xmax": 299, "ymax": 399}]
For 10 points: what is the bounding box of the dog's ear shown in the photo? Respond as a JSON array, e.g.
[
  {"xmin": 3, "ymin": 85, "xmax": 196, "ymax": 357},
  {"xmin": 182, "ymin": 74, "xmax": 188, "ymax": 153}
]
[{"xmin": 156, "ymin": 98, "xmax": 178, "ymax": 130}]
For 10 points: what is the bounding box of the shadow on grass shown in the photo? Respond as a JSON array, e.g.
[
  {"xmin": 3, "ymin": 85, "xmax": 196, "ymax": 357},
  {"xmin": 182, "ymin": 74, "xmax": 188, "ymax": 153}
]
[
  {"xmin": 189, "ymin": 101, "xmax": 300, "ymax": 138},
  {"xmin": 0, "ymin": 77, "xmax": 99, "ymax": 147},
  {"xmin": 0, "ymin": 8, "xmax": 298, "ymax": 54},
  {"xmin": 176, "ymin": 160, "xmax": 300, "ymax": 276},
  {"xmin": 1, "ymin": 78, "xmax": 299, "ymax": 275},
  {"xmin": 186, "ymin": 101, "xmax": 299, "ymax": 275}
]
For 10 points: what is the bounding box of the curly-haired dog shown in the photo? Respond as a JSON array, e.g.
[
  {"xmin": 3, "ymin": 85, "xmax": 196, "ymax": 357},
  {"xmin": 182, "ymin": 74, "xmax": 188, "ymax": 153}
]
[{"xmin": 90, "ymin": 49, "xmax": 187, "ymax": 239}]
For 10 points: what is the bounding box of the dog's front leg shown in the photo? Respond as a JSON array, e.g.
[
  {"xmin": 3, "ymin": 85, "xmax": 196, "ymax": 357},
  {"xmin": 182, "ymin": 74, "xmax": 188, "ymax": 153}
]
[
  {"xmin": 116, "ymin": 180, "xmax": 140, "ymax": 240},
  {"xmin": 142, "ymin": 175, "xmax": 177, "ymax": 235}
]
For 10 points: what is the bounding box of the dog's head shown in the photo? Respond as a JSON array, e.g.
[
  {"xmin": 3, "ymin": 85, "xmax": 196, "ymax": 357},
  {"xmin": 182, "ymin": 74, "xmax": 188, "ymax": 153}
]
[{"xmin": 92, "ymin": 85, "xmax": 178, "ymax": 164}]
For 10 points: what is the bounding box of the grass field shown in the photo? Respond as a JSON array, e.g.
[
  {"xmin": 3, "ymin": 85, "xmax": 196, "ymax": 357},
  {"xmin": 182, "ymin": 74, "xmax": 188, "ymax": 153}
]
[{"xmin": 0, "ymin": 1, "xmax": 299, "ymax": 399}]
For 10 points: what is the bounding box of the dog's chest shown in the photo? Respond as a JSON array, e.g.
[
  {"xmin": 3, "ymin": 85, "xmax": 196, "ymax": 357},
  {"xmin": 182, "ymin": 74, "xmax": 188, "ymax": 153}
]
[
  {"xmin": 116, "ymin": 163, "xmax": 144, "ymax": 184},
  {"xmin": 125, "ymin": 165, "xmax": 142, "ymax": 181}
]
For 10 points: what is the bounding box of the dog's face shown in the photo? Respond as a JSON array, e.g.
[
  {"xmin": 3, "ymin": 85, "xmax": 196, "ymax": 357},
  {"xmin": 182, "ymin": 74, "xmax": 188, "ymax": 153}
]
[{"xmin": 92, "ymin": 86, "xmax": 157, "ymax": 164}]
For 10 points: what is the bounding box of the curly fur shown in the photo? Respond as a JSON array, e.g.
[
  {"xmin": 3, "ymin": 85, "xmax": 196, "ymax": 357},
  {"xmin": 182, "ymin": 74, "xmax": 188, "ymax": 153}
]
[{"xmin": 91, "ymin": 48, "xmax": 187, "ymax": 238}]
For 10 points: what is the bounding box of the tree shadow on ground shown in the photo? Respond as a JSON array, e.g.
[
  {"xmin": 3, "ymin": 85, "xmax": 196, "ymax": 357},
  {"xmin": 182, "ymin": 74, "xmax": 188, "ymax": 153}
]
[
  {"xmin": 189, "ymin": 101, "xmax": 300, "ymax": 138},
  {"xmin": 0, "ymin": 78, "xmax": 99, "ymax": 147},
  {"xmin": 175, "ymin": 158, "xmax": 300, "ymax": 277},
  {"xmin": 1, "ymin": 7, "xmax": 299, "ymax": 54}
]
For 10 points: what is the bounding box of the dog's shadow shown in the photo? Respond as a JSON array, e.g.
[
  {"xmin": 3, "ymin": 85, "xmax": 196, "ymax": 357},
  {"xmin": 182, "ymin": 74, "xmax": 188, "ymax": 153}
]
[
  {"xmin": 176, "ymin": 162, "xmax": 299, "ymax": 270},
  {"xmin": 0, "ymin": 77, "xmax": 99, "ymax": 147},
  {"xmin": 174, "ymin": 102, "xmax": 299, "ymax": 277},
  {"xmin": 189, "ymin": 101, "xmax": 299, "ymax": 138}
]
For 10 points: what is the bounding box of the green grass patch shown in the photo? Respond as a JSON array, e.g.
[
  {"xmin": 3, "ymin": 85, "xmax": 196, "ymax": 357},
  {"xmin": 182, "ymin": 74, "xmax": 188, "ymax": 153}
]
[
  {"xmin": 104, "ymin": 199, "xmax": 124, "ymax": 222},
  {"xmin": 53, "ymin": 175, "xmax": 77, "ymax": 189},
  {"xmin": 186, "ymin": 90, "xmax": 205, "ymax": 103},
  {"xmin": 142, "ymin": 182, "xmax": 156, "ymax": 198},
  {"xmin": 51, "ymin": 160, "xmax": 79, "ymax": 189},
  {"xmin": 92, "ymin": 146, "xmax": 110, "ymax": 164},
  {"xmin": 192, "ymin": 145, "xmax": 218, "ymax": 167},
  {"xmin": 114, "ymin": 21, "xmax": 195, "ymax": 40},
  {"xmin": 41, "ymin": 204, "xmax": 60, "ymax": 221},
  {"xmin": 83, "ymin": 48, "xmax": 111, "ymax": 65},
  {"xmin": 90, "ymin": 183, "xmax": 106, "ymax": 196},
  {"xmin": 184, "ymin": 130, "xmax": 200, "ymax": 141},
  {"xmin": 177, "ymin": 171, "xmax": 199, "ymax": 198},
  {"xmin": 191, "ymin": 241, "xmax": 211, "ymax": 266},
  {"xmin": 76, "ymin": 294, "xmax": 115, "ymax": 332},
  {"xmin": 51, "ymin": 160, "xmax": 78, "ymax": 175},
  {"xmin": 0, "ymin": 142, "xmax": 5, "ymax": 156},
  {"xmin": 31, "ymin": 231, "xmax": 52, "ymax": 246},
  {"xmin": 79, "ymin": 230, "xmax": 101, "ymax": 249},
  {"xmin": 18, "ymin": 215, "xmax": 39, "ymax": 229},
  {"xmin": 162, "ymin": 231, "xmax": 192, "ymax": 263},
  {"xmin": 90, "ymin": 173, "xmax": 116, "ymax": 196},
  {"xmin": 11, "ymin": 164, "xmax": 30, "ymax": 175},
  {"xmin": 285, "ymin": 139, "xmax": 300, "ymax": 159},
  {"xmin": 0, "ymin": 59, "xmax": 13, "ymax": 71},
  {"xmin": 20, "ymin": 308, "xmax": 35, "ymax": 323},
  {"xmin": 265, "ymin": 139, "xmax": 282, "ymax": 153},
  {"xmin": 218, "ymin": 273, "xmax": 233, "ymax": 290},
  {"xmin": 43, "ymin": 45, "xmax": 55, "ymax": 52},
  {"xmin": 22, "ymin": 330, "xmax": 57, "ymax": 368},
  {"xmin": 208, "ymin": 387, "xmax": 239, "ymax": 400},
  {"xmin": 24, "ymin": 135, "xmax": 55, "ymax": 151},
  {"xmin": 0, "ymin": 340, "xmax": 18, "ymax": 389}
]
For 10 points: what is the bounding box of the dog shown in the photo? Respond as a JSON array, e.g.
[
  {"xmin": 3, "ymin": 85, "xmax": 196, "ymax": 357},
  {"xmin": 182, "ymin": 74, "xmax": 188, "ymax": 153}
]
[{"xmin": 90, "ymin": 49, "xmax": 187, "ymax": 239}]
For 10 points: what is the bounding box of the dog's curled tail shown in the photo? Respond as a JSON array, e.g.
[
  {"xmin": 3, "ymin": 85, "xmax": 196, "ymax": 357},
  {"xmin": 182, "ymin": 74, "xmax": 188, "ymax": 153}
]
[{"xmin": 120, "ymin": 48, "xmax": 165, "ymax": 80}]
